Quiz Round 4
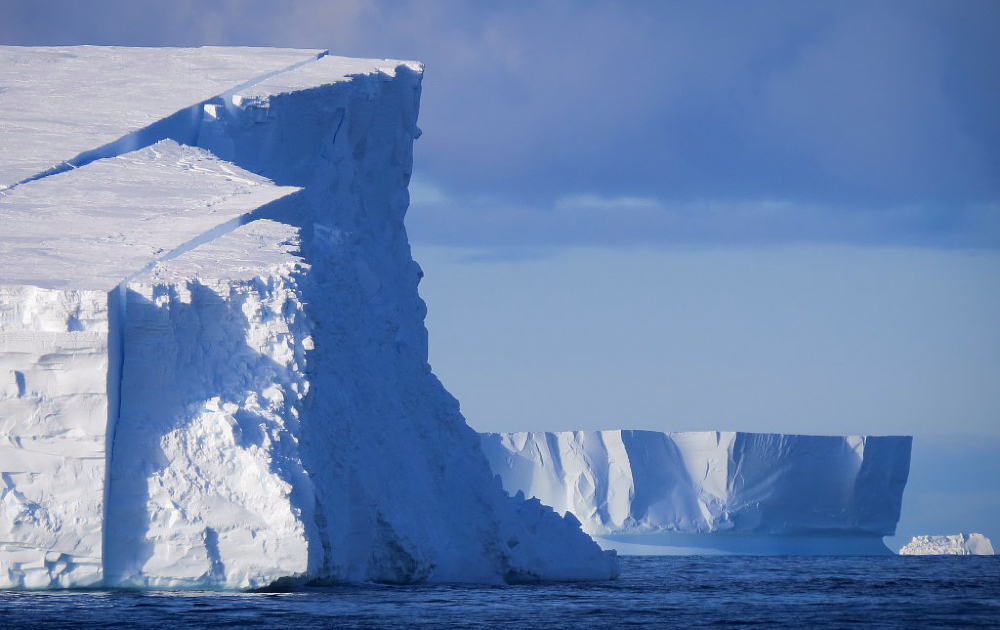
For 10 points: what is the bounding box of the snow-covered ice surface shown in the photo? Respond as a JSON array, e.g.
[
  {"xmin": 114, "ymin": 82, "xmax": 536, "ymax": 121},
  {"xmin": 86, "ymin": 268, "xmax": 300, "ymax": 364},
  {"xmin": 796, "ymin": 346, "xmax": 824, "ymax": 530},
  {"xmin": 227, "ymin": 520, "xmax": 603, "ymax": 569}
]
[
  {"xmin": 0, "ymin": 46, "xmax": 617, "ymax": 588},
  {"xmin": 481, "ymin": 430, "xmax": 912, "ymax": 555},
  {"xmin": 0, "ymin": 46, "xmax": 322, "ymax": 190},
  {"xmin": 0, "ymin": 140, "xmax": 298, "ymax": 291},
  {"xmin": 899, "ymin": 533, "xmax": 994, "ymax": 556}
]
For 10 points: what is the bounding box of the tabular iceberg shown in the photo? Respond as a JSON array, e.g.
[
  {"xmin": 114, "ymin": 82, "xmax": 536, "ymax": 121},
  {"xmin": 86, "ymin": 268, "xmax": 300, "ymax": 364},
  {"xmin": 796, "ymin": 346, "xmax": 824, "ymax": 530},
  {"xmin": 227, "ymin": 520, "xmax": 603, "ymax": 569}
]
[
  {"xmin": 481, "ymin": 430, "xmax": 912, "ymax": 555},
  {"xmin": 899, "ymin": 534, "xmax": 994, "ymax": 556},
  {"xmin": 0, "ymin": 46, "xmax": 617, "ymax": 588}
]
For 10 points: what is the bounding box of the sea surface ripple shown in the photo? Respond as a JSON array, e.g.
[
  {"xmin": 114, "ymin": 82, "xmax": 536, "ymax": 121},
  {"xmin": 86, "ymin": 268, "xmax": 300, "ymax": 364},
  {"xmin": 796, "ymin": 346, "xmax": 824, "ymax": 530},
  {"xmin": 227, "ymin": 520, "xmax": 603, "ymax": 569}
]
[{"xmin": 1, "ymin": 555, "xmax": 997, "ymax": 629}]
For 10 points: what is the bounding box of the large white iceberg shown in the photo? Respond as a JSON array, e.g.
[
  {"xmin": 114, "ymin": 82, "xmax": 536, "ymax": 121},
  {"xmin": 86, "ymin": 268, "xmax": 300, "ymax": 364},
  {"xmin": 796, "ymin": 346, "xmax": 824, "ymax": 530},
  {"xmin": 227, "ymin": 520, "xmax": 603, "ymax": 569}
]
[
  {"xmin": 899, "ymin": 533, "xmax": 994, "ymax": 556},
  {"xmin": 481, "ymin": 430, "xmax": 912, "ymax": 555},
  {"xmin": 0, "ymin": 46, "xmax": 618, "ymax": 588}
]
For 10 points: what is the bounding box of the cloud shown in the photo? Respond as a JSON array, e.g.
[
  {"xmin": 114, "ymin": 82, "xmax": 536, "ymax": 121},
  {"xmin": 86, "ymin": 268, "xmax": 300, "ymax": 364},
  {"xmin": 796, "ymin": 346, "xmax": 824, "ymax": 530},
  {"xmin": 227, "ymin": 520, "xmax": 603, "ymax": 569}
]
[
  {"xmin": 753, "ymin": 3, "xmax": 989, "ymax": 202},
  {"xmin": 406, "ymin": 180, "xmax": 1000, "ymax": 252}
]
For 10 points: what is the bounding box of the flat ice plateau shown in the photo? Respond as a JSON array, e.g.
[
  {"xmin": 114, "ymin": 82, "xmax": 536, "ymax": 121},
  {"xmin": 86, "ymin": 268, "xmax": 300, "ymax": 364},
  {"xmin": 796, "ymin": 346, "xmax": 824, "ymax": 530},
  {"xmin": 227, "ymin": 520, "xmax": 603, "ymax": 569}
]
[
  {"xmin": 899, "ymin": 533, "xmax": 994, "ymax": 556},
  {"xmin": 0, "ymin": 46, "xmax": 617, "ymax": 588},
  {"xmin": 481, "ymin": 430, "xmax": 912, "ymax": 555}
]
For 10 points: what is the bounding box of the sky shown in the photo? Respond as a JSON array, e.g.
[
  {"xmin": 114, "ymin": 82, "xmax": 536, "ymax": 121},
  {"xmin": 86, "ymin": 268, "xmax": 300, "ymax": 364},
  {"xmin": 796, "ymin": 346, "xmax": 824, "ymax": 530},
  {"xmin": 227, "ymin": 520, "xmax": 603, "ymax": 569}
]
[{"xmin": 3, "ymin": 0, "xmax": 998, "ymax": 546}]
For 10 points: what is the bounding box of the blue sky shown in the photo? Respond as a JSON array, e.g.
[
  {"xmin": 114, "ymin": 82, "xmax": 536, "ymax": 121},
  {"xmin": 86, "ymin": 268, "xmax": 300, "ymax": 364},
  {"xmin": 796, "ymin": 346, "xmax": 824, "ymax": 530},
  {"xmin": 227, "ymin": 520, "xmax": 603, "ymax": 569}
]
[{"xmin": 4, "ymin": 0, "xmax": 998, "ymax": 545}]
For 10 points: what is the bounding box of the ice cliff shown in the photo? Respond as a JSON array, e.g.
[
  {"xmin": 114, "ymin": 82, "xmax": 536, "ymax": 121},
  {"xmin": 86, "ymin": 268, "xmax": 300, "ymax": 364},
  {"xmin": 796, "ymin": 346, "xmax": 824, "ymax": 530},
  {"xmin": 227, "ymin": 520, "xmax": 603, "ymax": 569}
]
[
  {"xmin": 899, "ymin": 534, "xmax": 994, "ymax": 556},
  {"xmin": 481, "ymin": 431, "xmax": 912, "ymax": 555},
  {"xmin": 0, "ymin": 46, "xmax": 617, "ymax": 588}
]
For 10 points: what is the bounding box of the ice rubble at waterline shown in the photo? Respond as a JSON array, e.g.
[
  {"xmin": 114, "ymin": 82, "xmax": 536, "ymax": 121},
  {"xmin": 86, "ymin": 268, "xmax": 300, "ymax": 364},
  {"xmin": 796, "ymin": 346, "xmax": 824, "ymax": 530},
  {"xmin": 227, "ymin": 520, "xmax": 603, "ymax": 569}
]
[{"xmin": 0, "ymin": 46, "xmax": 618, "ymax": 589}]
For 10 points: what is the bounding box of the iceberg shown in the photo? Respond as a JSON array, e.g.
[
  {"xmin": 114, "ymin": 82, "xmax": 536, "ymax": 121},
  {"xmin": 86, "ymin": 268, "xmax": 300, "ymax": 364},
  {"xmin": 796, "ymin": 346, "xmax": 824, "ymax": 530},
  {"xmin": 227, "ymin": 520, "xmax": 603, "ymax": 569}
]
[
  {"xmin": 480, "ymin": 430, "xmax": 912, "ymax": 555},
  {"xmin": 899, "ymin": 533, "xmax": 994, "ymax": 556},
  {"xmin": 0, "ymin": 46, "xmax": 618, "ymax": 588}
]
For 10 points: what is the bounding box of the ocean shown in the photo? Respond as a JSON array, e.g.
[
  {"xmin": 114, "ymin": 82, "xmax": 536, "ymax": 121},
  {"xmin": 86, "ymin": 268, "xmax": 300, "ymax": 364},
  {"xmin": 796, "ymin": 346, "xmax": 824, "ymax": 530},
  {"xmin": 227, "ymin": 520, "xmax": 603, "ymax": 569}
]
[{"xmin": 1, "ymin": 555, "xmax": 997, "ymax": 629}]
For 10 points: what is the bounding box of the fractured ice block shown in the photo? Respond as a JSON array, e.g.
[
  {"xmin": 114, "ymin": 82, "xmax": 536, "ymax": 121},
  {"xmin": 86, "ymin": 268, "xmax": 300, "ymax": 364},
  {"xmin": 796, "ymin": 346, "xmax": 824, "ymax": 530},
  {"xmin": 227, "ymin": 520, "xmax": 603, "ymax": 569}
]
[
  {"xmin": 0, "ymin": 142, "xmax": 298, "ymax": 587},
  {"xmin": 899, "ymin": 533, "xmax": 994, "ymax": 555},
  {"xmin": 105, "ymin": 220, "xmax": 313, "ymax": 588}
]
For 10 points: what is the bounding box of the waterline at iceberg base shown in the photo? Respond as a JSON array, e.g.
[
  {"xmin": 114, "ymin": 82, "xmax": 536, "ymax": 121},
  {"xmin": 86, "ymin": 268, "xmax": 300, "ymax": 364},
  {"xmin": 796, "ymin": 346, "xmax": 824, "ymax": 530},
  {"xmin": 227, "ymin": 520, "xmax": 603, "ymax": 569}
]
[
  {"xmin": 0, "ymin": 46, "xmax": 617, "ymax": 589},
  {"xmin": 481, "ymin": 430, "xmax": 912, "ymax": 555}
]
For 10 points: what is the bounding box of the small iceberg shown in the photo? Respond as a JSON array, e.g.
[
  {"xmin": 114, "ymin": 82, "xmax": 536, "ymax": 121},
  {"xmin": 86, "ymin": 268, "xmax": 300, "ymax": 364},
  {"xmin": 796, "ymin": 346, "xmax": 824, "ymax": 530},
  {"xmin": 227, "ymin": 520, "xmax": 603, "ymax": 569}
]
[{"xmin": 899, "ymin": 533, "xmax": 994, "ymax": 555}]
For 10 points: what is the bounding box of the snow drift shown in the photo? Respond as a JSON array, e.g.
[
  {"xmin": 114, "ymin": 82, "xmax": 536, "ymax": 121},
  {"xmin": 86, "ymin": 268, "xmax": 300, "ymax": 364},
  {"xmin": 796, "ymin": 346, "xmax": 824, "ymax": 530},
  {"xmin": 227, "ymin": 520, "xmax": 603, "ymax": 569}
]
[
  {"xmin": 481, "ymin": 430, "xmax": 912, "ymax": 555},
  {"xmin": 0, "ymin": 46, "xmax": 617, "ymax": 588}
]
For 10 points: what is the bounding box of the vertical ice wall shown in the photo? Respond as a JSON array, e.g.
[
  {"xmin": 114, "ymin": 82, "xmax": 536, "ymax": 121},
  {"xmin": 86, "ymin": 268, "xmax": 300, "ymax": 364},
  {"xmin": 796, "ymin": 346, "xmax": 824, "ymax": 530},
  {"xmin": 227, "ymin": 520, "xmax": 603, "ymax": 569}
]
[
  {"xmin": 0, "ymin": 287, "xmax": 114, "ymax": 587},
  {"xmin": 2, "ymin": 47, "xmax": 619, "ymax": 587},
  {"xmin": 0, "ymin": 141, "xmax": 299, "ymax": 588},
  {"xmin": 481, "ymin": 430, "xmax": 912, "ymax": 554},
  {"xmin": 106, "ymin": 221, "xmax": 314, "ymax": 588},
  {"xmin": 1, "ymin": 47, "xmax": 323, "ymax": 585},
  {"xmin": 188, "ymin": 57, "xmax": 618, "ymax": 583}
]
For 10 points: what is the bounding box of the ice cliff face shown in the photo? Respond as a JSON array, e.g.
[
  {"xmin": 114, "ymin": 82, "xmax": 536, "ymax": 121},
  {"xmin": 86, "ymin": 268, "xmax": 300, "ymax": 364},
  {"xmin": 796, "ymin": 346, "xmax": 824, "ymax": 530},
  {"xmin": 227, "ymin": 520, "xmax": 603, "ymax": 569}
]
[
  {"xmin": 899, "ymin": 533, "xmax": 994, "ymax": 556},
  {"xmin": 1, "ymin": 139, "xmax": 297, "ymax": 588},
  {"xmin": 0, "ymin": 46, "xmax": 617, "ymax": 588},
  {"xmin": 105, "ymin": 220, "xmax": 315, "ymax": 587},
  {"xmin": 481, "ymin": 431, "xmax": 912, "ymax": 555}
]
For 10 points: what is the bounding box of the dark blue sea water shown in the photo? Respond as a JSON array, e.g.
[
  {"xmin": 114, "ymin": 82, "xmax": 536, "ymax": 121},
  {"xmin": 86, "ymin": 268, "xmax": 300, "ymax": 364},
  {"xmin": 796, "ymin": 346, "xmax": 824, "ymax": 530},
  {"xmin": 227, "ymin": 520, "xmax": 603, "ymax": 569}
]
[{"xmin": 1, "ymin": 556, "xmax": 998, "ymax": 629}]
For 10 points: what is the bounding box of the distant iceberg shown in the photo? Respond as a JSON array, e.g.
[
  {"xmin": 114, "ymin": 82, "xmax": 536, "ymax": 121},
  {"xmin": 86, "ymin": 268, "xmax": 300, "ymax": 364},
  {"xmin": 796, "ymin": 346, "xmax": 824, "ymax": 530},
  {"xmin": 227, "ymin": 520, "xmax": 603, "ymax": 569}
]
[
  {"xmin": 481, "ymin": 430, "xmax": 912, "ymax": 555},
  {"xmin": 899, "ymin": 534, "xmax": 994, "ymax": 556}
]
